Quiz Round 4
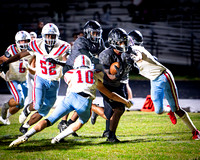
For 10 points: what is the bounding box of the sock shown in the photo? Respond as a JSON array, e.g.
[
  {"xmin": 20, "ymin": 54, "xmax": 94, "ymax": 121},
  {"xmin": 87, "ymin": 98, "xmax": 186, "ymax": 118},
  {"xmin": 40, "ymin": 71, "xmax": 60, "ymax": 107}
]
[
  {"xmin": 109, "ymin": 131, "xmax": 116, "ymax": 138},
  {"xmin": 105, "ymin": 120, "xmax": 110, "ymax": 131},
  {"xmin": 23, "ymin": 122, "xmax": 30, "ymax": 128},
  {"xmin": 181, "ymin": 112, "xmax": 196, "ymax": 132},
  {"xmin": 61, "ymin": 120, "xmax": 67, "ymax": 123},
  {"xmin": 163, "ymin": 105, "xmax": 171, "ymax": 113},
  {"xmin": 67, "ymin": 119, "xmax": 75, "ymax": 125},
  {"xmin": 55, "ymin": 125, "xmax": 74, "ymax": 140},
  {"xmin": 6, "ymin": 110, "xmax": 12, "ymax": 118},
  {"xmin": 26, "ymin": 105, "xmax": 31, "ymax": 114},
  {"xmin": 24, "ymin": 128, "xmax": 37, "ymax": 138}
]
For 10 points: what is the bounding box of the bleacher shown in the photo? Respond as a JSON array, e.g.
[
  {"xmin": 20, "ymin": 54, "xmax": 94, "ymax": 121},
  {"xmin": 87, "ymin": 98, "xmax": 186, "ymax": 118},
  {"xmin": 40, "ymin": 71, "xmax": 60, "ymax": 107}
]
[{"xmin": 1, "ymin": 0, "xmax": 200, "ymax": 68}]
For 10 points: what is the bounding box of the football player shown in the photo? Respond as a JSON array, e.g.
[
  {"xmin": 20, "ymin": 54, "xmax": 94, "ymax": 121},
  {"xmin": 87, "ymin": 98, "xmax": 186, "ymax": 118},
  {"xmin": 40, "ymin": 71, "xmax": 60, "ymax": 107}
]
[
  {"xmin": 98, "ymin": 28, "xmax": 138, "ymax": 142},
  {"xmin": 9, "ymin": 55, "xmax": 133, "ymax": 147},
  {"xmin": 0, "ymin": 23, "xmax": 71, "ymax": 134},
  {"xmin": 47, "ymin": 20, "xmax": 106, "ymax": 136},
  {"xmin": 30, "ymin": 31, "xmax": 37, "ymax": 40},
  {"xmin": 18, "ymin": 32, "xmax": 37, "ymax": 124},
  {"xmin": 128, "ymin": 30, "xmax": 200, "ymax": 140},
  {"xmin": 0, "ymin": 31, "xmax": 32, "ymax": 125}
]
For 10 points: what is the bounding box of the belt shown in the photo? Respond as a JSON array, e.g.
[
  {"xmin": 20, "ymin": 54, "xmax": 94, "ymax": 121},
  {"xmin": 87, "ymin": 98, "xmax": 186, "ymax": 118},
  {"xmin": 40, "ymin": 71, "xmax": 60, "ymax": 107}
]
[{"xmin": 77, "ymin": 92, "xmax": 91, "ymax": 98}]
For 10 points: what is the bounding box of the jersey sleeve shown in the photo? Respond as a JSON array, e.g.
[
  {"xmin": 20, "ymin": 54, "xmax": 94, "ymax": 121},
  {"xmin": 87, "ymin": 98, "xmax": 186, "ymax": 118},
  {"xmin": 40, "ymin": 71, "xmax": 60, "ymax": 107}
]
[
  {"xmin": 64, "ymin": 70, "xmax": 74, "ymax": 84},
  {"xmin": 66, "ymin": 37, "xmax": 90, "ymax": 66},
  {"xmin": 99, "ymin": 49, "xmax": 111, "ymax": 69}
]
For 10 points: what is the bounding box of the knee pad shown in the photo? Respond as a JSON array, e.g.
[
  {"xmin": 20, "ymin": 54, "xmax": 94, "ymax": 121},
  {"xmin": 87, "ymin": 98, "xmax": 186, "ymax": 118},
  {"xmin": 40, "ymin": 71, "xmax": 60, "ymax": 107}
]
[{"xmin": 45, "ymin": 119, "xmax": 52, "ymax": 127}]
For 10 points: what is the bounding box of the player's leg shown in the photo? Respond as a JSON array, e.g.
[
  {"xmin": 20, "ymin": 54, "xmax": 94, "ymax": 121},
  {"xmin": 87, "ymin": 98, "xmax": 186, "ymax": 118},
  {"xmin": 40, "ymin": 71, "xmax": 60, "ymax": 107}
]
[
  {"xmin": 19, "ymin": 76, "xmax": 46, "ymax": 133},
  {"xmin": 108, "ymin": 106, "xmax": 124, "ymax": 142},
  {"xmin": 91, "ymin": 104, "xmax": 107, "ymax": 120},
  {"xmin": 1, "ymin": 81, "xmax": 27, "ymax": 125},
  {"xmin": 164, "ymin": 70, "xmax": 200, "ymax": 139},
  {"xmin": 52, "ymin": 93, "xmax": 92, "ymax": 143},
  {"xmin": 9, "ymin": 95, "xmax": 74, "ymax": 147},
  {"xmin": 19, "ymin": 73, "xmax": 34, "ymax": 123}
]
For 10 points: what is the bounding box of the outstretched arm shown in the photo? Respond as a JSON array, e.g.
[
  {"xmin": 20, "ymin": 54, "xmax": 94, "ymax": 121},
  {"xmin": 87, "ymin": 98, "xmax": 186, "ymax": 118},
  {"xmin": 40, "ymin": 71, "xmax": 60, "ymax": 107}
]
[
  {"xmin": 0, "ymin": 50, "xmax": 30, "ymax": 72},
  {"xmin": 4, "ymin": 50, "xmax": 30, "ymax": 64},
  {"xmin": 96, "ymin": 80, "xmax": 132, "ymax": 108}
]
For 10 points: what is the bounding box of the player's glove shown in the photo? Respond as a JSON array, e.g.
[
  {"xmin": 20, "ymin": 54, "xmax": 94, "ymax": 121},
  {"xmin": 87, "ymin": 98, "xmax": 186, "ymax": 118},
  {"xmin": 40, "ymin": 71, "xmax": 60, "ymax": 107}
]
[
  {"xmin": 0, "ymin": 62, "xmax": 9, "ymax": 73},
  {"xmin": 46, "ymin": 58, "xmax": 59, "ymax": 64},
  {"xmin": 46, "ymin": 58, "xmax": 66, "ymax": 67},
  {"xmin": 126, "ymin": 99, "xmax": 134, "ymax": 108}
]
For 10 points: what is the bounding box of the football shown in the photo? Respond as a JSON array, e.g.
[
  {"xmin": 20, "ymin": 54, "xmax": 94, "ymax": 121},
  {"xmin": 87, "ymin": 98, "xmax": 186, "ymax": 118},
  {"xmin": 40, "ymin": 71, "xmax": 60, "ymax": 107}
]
[{"xmin": 110, "ymin": 62, "xmax": 120, "ymax": 75}]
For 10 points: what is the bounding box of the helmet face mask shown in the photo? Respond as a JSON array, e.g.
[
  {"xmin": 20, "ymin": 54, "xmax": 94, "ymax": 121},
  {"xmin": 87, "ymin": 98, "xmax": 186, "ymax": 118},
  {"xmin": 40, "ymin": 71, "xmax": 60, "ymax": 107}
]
[
  {"xmin": 108, "ymin": 28, "xmax": 128, "ymax": 53},
  {"xmin": 41, "ymin": 23, "xmax": 60, "ymax": 47},
  {"xmin": 83, "ymin": 20, "xmax": 102, "ymax": 43},
  {"xmin": 15, "ymin": 31, "xmax": 31, "ymax": 50},
  {"xmin": 44, "ymin": 34, "xmax": 57, "ymax": 47},
  {"xmin": 73, "ymin": 55, "xmax": 92, "ymax": 69}
]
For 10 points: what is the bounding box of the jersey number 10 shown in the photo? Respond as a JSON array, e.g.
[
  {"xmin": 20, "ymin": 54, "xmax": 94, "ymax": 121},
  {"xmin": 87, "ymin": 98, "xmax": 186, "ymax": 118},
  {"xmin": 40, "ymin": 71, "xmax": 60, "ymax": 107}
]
[{"xmin": 76, "ymin": 70, "xmax": 94, "ymax": 84}]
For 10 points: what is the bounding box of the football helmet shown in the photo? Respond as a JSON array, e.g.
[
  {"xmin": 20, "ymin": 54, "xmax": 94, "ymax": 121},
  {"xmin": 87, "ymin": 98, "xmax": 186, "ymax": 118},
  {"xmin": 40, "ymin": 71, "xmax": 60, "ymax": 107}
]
[
  {"xmin": 108, "ymin": 28, "xmax": 128, "ymax": 53},
  {"xmin": 30, "ymin": 31, "xmax": 37, "ymax": 40},
  {"xmin": 83, "ymin": 20, "xmax": 102, "ymax": 43},
  {"xmin": 15, "ymin": 31, "xmax": 31, "ymax": 50},
  {"xmin": 41, "ymin": 23, "xmax": 60, "ymax": 47},
  {"xmin": 128, "ymin": 30, "xmax": 143, "ymax": 46},
  {"xmin": 73, "ymin": 55, "xmax": 92, "ymax": 69}
]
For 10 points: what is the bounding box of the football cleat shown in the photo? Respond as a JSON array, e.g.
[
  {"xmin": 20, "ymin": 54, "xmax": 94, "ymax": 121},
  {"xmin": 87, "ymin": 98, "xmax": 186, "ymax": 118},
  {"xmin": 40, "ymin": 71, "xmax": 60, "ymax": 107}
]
[
  {"xmin": 0, "ymin": 116, "xmax": 10, "ymax": 125},
  {"xmin": 106, "ymin": 136, "xmax": 120, "ymax": 143},
  {"xmin": 102, "ymin": 130, "xmax": 110, "ymax": 138},
  {"xmin": 192, "ymin": 129, "xmax": 200, "ymax": 140},
  {"xmin": 91, "ymin": 111, "xmax": 98, "ymax": 125},
  {"xmin": 58, "ymin": 120, "xmax": 79, "ymax": 137},
  {"xmin": 9, "ymin": 135, "xmax": 28, "ymax": 147},
  {"xmin": 19, "ymin": 125, "xmax": 28, "ymax": 134},
  {"xmin": 167, "ymin": 110, "xmax": 177, "ymax": 125},
  {"xmin": 19, "ymin": 105, "xmax": 30, "ymax": 124},
  {"xmin": 58, "ymin": 120, "xmax": 68, "ymax": 133},
  {"xmin": 1, "ymin": 102, "xmax": 9, "ymax": 119},
  {"xmin": 51, "ymin": 137, "xmax": 60, "ymax": 144}
]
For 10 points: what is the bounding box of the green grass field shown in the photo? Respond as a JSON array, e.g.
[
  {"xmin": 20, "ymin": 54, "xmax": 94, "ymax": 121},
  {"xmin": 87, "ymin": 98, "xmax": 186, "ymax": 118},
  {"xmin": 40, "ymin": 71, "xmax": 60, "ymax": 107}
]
[{"xmin": 0, "ymin": 109, "xmax": 199, "ymax": 160}]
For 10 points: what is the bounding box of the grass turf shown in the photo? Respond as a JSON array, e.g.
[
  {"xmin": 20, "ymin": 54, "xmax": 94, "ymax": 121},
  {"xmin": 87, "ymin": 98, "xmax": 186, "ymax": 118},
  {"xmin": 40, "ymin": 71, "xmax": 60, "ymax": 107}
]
[{"xmin": 0, "ymin": 110, "xmax": 199, "ymax": 160}]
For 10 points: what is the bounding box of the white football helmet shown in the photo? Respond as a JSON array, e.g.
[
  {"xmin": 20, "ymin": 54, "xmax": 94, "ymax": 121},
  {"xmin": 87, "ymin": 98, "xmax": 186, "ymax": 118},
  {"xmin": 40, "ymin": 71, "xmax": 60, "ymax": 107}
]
[
  {"xmin": 41, "ymin": 23, "xmax": 60, "ymax": 47},
  {"xmin": 15, "ymin": 31, "xmax": 31, "ymax": 50},
  {"xmin": 73, "ymin": 55, "xmax": 92, "ymax": 69},
  {"xmin": 30, "ymin": 31, "xmax": 37, "ymax": 40}
]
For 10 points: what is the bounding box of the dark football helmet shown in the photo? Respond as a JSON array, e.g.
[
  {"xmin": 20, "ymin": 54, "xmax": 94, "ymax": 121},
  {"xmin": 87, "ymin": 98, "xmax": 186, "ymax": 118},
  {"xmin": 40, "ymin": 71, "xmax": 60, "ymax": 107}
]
[
  {"xmin": 83, "ymin": 20, "xmax": 102, "ymax": 43},
  {"xmin": 108, "ymin": 28, "xmax": 128, "ymax": 53},
  {"xmin": 128, "ymin": 30, "xmax": 143, "ymax": 46}
]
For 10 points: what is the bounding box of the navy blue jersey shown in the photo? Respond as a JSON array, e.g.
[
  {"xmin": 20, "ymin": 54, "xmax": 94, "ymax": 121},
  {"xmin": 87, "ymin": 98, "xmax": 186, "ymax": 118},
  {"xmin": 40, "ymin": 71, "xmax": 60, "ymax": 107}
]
[
  {"xmin": 66, "ymin": 36, "xmax": 105, "ymax": 66},
  {"xmin": 99, "ymin": 47, "xmax": 133, "ymax": 87}
]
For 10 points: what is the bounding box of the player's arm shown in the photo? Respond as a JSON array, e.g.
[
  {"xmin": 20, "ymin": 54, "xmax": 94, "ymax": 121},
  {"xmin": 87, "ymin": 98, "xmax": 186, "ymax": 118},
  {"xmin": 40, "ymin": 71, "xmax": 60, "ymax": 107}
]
[
  {"xmin": 0, "ymin": 55, "xmax": 8, "ymax": 64},
  {"xmin": 96, "ymin": 80, "xmax": 132, "ymax": 108},
  {"xmin": 103, "ymin": 68, "xmax": 116, "ymax": 80},
  {"xmin": 0, "ymin": 50, "xmax": 30, "ymax": 72},
  {"xmin": 3, "ymin": 50, "xmax": 30, "ymax": 64}
]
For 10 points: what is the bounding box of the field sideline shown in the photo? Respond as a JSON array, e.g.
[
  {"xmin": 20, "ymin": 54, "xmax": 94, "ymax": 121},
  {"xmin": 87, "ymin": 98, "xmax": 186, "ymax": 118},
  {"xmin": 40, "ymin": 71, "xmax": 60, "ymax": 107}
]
[{"xmin": 0, "ymin": 109, "xmax": 199, "ymax": 160}]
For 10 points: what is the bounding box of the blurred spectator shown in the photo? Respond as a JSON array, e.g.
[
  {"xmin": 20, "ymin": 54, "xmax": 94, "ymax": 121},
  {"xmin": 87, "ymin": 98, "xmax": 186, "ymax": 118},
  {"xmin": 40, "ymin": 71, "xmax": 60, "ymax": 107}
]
[
  {"xmin": 49, "ymin": 0, "xmax": 69, "ymax": 22},
  {"xmin": 93, "ymin": 11, "xmax": 101, "ymax": 23},
  {"xmin": 101, "ymin": 4, "xmax": 111, "ymax": 25},
  {"xmin": 35, "ymin": 21, "xmax": 44, "ymax": 38}
]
